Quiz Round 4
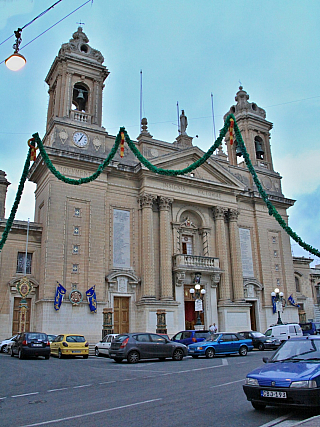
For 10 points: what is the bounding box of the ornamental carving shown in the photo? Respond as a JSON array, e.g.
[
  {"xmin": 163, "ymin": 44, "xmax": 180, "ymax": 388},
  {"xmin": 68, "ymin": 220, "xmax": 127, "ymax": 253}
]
[
  {"xmin": 175, "ymin": 271, "xmax": 186, "ymax": 286},
  {"xmin": 138, "ymin": 194, "xmax": 156, "ymax": 208},
  {"xmin": 212, "ymin": 206, "xmax": 227, "ymax": 221},
  {"xmin": 229, "ymin": 209, "xmax": 239, "ymax": 222},
  {"xmin": 158, "ymin": 196, "xmax": 173, "ymax": 210}
]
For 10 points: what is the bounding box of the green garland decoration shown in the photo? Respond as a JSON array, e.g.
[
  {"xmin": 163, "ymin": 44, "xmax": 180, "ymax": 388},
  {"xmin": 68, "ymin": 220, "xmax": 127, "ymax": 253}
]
[
  {"xmin": 0, "ymin": 150, "xmax": 31, "ymax": 251},
  {"xmin": 32, "ymin": 131, "xmax": 121, "ymax": 185},
  {"xmin": 0, "ymin": 116, "xmax": 319, "ymax": 259}
]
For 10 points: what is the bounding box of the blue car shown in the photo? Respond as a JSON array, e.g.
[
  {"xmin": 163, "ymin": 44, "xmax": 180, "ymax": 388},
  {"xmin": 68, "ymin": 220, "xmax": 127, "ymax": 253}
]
[
  {"xmin": 188, "ymin": 332, "xmax": 253, "ymax": 358},
  {"xmin": 171, "ymin": 330, "xmax": 210, "ymax": 346},
  {"xmin": 243, "ymin": 336, "xmax": 320, "ymax": 409}
]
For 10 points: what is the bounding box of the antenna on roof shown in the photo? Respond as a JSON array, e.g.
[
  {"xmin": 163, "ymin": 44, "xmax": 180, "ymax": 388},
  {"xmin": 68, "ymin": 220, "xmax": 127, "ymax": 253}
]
[
  {"xmin": 140, "ymin": 70, "xmax": 143, "ymax": 131},
  {"xmin": 211, "ymin": 93, "xmax": 216, "ymax": 142}
]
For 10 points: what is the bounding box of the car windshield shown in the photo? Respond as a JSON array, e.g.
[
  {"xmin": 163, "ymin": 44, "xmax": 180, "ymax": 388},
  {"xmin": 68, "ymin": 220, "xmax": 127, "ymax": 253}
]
[
  {"xmin": 271, "ymin": 339, "xmax": 320, "ymax": 362},
  {"xmin": 66, "ymin": 335, "xmax": 85, "ymax": 342},
  {"xmin": 205, "ymin": 334, "xmax": 220, "ymax": 342},
  {"xmin": 251, "ymin": 332, "xmax": 265, "ymax": 338}
]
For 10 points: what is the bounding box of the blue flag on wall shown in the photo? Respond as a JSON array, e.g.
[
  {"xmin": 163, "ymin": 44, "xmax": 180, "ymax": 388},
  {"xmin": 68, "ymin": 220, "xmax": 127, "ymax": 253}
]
[
  {"xmin": 54, "ymin": 282, "xmax": 66, "ymax": 311},
  {"xmin": 271, "ymin": 295, "xmax": 277, "ymax": 313},
  {"xmin": 288, "ymin": 294, "xmax": 300, "ymax": 308},
  {"xmin": 86, "ymin": 286, "xmax": 97, "ymax": 313}
]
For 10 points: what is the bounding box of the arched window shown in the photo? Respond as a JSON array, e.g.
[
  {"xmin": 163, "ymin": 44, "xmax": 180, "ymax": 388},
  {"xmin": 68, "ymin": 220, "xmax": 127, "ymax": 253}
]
[
  {"xmin": 254, "ymin": 136, "xmax": 264, "ymax": 160},
  {"xmin": 72, "ymin": 83, "xmax": 88, "ymax": 112},
  {"xmin": 295, "ymin": 276, "xmax": 300, "ymax": 292}
]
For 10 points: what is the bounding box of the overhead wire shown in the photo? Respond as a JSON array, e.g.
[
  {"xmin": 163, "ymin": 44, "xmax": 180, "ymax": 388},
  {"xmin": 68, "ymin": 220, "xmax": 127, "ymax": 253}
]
[{"xmin": 0, "ymin": 0, "xmax": 92, "ymax": 65}]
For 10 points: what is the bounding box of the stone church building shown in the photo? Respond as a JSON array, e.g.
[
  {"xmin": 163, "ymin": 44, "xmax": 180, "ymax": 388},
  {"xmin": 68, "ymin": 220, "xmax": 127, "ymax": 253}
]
[{"xmin": 0, "ymin": 27, "xmax": 315, "ymax": 343}]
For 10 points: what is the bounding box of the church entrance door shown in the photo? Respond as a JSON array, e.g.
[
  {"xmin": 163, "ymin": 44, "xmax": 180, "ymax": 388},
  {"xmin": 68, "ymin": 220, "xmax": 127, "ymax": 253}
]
[
  {"xmin": 249, "ymin": 301, "xmax": 257, "ymax": 331},
  {"xmin": 113, "ymin": 297, "xmax": 129, "ymax": 334},
  {"xmin": 12, "ymin": 297, "xmax": 31, "ymax": 335}
]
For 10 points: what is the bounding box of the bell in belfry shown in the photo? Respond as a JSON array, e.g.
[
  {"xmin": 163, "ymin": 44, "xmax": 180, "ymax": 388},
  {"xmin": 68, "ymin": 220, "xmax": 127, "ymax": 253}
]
[
  {"xmin": 236, "ymin": 142, "xmax": 242, "ymax": 157},
  {"xmin": 255, "ymin": 138, "xmax": 264, "ymax": 159},
  {"xmin": 76, "ymin": 88, "xmax": 86, "ymax": 111}
]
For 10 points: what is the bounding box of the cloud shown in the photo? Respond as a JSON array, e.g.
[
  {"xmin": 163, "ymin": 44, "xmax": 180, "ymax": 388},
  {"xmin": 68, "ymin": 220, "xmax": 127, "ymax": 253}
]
[{"xmin": 0, "ymin": 0, "xmax": 34, "ymax": 30}]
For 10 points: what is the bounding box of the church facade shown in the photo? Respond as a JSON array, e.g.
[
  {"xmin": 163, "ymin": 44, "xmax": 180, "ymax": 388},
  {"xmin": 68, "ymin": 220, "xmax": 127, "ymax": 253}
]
[{"xmin": 0, "ymin": 28, "xmax": 311, "ymax": 343}]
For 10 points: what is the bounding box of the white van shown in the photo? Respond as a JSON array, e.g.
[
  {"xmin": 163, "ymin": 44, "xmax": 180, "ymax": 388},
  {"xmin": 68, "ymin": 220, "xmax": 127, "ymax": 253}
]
[{"xmin": 264, "ymin": 323, "xmax": 303, "ymax": 342}]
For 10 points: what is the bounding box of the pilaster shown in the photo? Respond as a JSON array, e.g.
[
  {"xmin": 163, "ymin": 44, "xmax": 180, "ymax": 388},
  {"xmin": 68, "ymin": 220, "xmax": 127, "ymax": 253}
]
[
  {"xmin": 159, "ymin": 196, "xmax": 174, "ymax": 300},
  {"xmin": 229, "ymin": 209, "xmax": 244, "ymax": 301}
]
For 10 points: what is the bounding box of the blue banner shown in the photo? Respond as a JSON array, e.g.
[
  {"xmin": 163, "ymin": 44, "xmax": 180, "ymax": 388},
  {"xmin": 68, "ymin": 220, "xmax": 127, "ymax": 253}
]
[
  {"xmin": 272, "ymin": 295, "xmax": 277, "ymax": 314},
  {"xmin": 288, "ymin": 294, "xmax": 300, "ymax": 308},
  {"xmin": 86, "ymin": 285, "xmax": 97, "ymax": 313},
  {"xmin": 54, "ymin": 282, "xmax": 66, "ymax": 311}
]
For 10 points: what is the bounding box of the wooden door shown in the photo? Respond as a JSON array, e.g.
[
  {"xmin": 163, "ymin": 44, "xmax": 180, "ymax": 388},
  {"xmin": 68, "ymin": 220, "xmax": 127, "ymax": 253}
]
[
  {"xmin": 113, "ymin": 297, "xmax": 129, "ymax": 334},
  {"xmin": 12, "ymin": 297, "xmax": 31, "ymax": 335}
]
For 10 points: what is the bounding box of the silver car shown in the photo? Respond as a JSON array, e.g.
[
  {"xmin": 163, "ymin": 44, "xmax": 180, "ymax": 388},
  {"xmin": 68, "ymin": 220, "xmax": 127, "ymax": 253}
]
[{"xmin": 95, "ymin": 333, "xmax": 118, "ymax": 357}]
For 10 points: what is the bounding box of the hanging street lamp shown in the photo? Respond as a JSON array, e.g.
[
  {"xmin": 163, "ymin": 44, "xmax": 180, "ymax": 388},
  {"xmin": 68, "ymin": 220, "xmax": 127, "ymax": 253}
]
[{"xmin": 5, "ymin": 28, "xmax": 26, "ymax": 71}]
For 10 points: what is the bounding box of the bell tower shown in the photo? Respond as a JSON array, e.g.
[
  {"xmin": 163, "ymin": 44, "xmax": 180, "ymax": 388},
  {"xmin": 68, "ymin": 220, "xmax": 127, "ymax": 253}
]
[
  {"xmin": 45, "ymin": 27, "xmax": 109, "ymax": 135},
  {"xmin": 224, "ymin": 86, "xmax": 274, "ymax": 171}
]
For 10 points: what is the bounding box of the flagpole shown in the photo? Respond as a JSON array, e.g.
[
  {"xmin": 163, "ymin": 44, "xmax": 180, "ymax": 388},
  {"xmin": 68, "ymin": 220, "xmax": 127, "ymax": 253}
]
[
  {"xmin": 211, "ymin": 93, "xmax": 216, "ymax": 142},
  {"xmin": 140, "ymin": 70, "xmax": 143, "ymax": 131},
  {"xmin": 24, "ymin": 218, "xmax": 30, "ymax": 275}
]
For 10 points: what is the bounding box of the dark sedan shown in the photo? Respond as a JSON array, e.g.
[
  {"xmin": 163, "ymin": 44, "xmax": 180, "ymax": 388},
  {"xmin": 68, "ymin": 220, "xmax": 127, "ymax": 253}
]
[
  {"xmin": 10, "ymin": 332, "xmax": 51, "ymax": 359},
  {"xmin": 243, "ymin": 336, "xmax": 320, "ymax": 409},
  {"xmin": 109, "ymin": 333, "xmax": 188, "ymax": 363},
  {"xmin": 238, "ymin": 331, "xmax": 281, "ymax": 351}
]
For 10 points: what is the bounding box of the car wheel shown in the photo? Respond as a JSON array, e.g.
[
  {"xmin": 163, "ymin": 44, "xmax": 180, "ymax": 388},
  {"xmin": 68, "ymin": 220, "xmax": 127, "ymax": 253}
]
[
  {"xmin": 205, "ymin": 348, "xmax": 215, "ymax": 358},
  {"xmin": 239, "ymin": 346, "xmax": 248, "ymax": 356},
  {"xmin": 1, "ymin": 345, "xmax": 6, "ymax": 353},
  {"xmin": 58, "ymin": 349, "xmax": 63, "ymax": 359},
  {"xmin": 127, "ymin": 350, "xmax": 140, "ymax": 364},
  {"xmin": 191, "ymin": 355, "xmax": 199, "ymax": 359},
  {"xmin": 95, "ymin": 347, "xmax": 100, "ymax": 357},
  {"xmin": 83, "ymin": 355, "xmax": 88, "ymax": 359},
  {"xmin": 18, "ymin": 349, "xmax": 24, "ymax": 360},
  {"xmin": 114, "ymin": 357, "xmax": 123, "ymax": 363},
  {"xmin": 258, "ymin": 343, "xmax": 265, "ymax": 351},
  {"xmin": 251, "ymin": 401, "xmax": 266, "ymax": 410},
  {"xmin": 172, "ymin": 348, "xmax": 184, "ymax": 361}
]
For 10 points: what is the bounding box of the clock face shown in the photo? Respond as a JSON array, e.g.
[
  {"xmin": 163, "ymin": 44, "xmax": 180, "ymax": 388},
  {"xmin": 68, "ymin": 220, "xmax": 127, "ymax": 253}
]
[{"xmin": 73, "ymin": 132, "xmax": 88, "ymax": 147}]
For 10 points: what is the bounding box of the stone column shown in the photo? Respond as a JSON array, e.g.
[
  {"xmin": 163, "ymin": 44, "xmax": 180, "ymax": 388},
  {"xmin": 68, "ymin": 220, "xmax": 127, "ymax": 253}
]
[
  {"xmin": 229, "ymin": 209, "xmax": 244, "ymax": 301},
  {"xmin": 139, "ymin": 194, "xmax": 156, "ymax": 299},
  {"xmin": 0, "ymin": 171, "xmax": 10, "ymax": 219},
  {"xmin": 159, "ymin": 196, "xmax": 174, "ymax": 300},
  {"xmin": 212, "ymin": 207, "xmax": 231, "ymax": 302},
  {"xmin": 200, "ymin": 228, "xmax": 210, "ymax": 256}
]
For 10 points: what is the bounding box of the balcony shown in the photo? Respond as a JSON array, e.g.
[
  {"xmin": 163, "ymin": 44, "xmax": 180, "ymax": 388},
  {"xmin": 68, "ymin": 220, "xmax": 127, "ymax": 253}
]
[
  {"xmin": 70, "ymin": 110, "xmax": 92, "ymax": 124},
  {"xmin": 173, "ymin": 254, "xmax": 219, "ymax": 272}
]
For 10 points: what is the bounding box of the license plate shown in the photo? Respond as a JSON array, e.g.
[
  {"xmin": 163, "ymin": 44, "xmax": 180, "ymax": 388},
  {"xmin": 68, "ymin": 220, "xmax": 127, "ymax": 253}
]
[
  {"xmin": 110, "ymin": 353, "xmax": 116, "ymax": 357},
  {"xmin": 32, "ymin": 343, "xmax": 42, "ymax": 347},
  {"xmin": 261, "ymin": 390, "xmax": 287, "ymax": 399},
  {"xmin": 189, "ymin": 349, "xmax": 194, "ymax": 353},
  {"xmin": 72, "ymin": 350, "xmax": 81, "ymax": 353}
]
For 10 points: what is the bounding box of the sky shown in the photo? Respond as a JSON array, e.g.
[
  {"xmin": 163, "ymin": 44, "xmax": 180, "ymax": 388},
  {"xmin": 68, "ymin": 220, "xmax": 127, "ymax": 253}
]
[{"xmin": 0, "ymin": 0, "xmax": 320, "ymax": 264}]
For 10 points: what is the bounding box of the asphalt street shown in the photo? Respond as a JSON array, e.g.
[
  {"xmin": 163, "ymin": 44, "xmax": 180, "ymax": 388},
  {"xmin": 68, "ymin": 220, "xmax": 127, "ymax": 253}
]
[{"xmin": 0, "ymin": 350, "xmax": 319, "ymax": 427}]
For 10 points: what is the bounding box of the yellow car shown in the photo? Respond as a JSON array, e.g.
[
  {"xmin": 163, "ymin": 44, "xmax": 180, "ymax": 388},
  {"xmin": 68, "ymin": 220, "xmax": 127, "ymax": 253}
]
[{"xmin": 50, "ymin": 334, "xmax": 89, "ymax": 359}]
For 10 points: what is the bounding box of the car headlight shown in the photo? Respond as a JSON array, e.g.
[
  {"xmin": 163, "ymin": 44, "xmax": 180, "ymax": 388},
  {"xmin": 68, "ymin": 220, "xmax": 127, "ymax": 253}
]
[
  {"xmin": 290, "ymin": 380, "xmax": 317, "ymax": 388},
  {"xmin": 197, "ymin": 346, "xmax": 203, "ymax": 350},
  {"xmin": 245, "ymin": 377, "xmax": 259, "ymax": 386},
  {"xmin": 265, "ymin": 339, "xmax": 273, "ymax": 343}
]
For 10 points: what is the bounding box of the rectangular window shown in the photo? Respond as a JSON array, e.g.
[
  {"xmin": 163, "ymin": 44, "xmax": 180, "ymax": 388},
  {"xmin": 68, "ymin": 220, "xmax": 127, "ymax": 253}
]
[
  {"xmin": 72, "ymin": 264, "xmax": 79, "ymax": 273},
  {"xmin": 274, "ymin": 250, "xmax": 278, "ymax": 257},
  {"xmin": 275, "ymin": 264, "xmax": 279, "ymax": 271},
  {"xmin": 73, "ymin": 245, "xmax": 79, "ymax": 254},
  {"xmin": 272, "ymin": 236, "xmax": 277, "ymax": 244},
  {"xmin": 16, "ymin": 252, "xmax": 32, "ymax": 274},
  {"xmin": 182, "ymin": 236, "xmax": 193, "ymax": 255},
  {"xmin": 74, "ymin": 208, "xmax": 81, "ymax": 217},
  {"xmin": 73, "ymin": 226, "xmax": 80, "ymax": 236}
]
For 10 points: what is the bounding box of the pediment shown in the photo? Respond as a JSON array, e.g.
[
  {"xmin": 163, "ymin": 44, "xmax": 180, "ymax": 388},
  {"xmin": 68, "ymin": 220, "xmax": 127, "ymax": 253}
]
[{"xmin": 150, "ymin": 147, "xmax": 245, "ymax": 190}]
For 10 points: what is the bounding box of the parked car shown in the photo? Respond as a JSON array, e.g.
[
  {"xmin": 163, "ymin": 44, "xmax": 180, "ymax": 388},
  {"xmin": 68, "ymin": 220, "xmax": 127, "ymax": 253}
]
[
  {"xmin": 171, "ymin": 330, "xmax": 210, "ymax": 346},
  {"xmin": 95, "ymin": 333, "xmax": 118, "ymax": 357},
  {"xmin": 188, "ymin": 332, "xmax": 253, "ymax": 358},
  {"xmin": 10, "ymin": 332, "xmax": 50, "ymax": 359},
  {"xmin": 264, "ymin": 323, "xmax": 303, "ymax": 342},
  {"xmin": 50, "ymin": 334, "xmax": 89, "ymax": 359},
  {"xmin": 243, "ymin": 336, "xmax": 320, "ymax": 410},
  {"xmin": 0, "ymin": 335, "xmax": 18, "ymax": 353},
  {"xmin": 47, "ymin": 334, "xmax": 57, "ymax": 343},
  {"xmin": 109, "ymin": 333, "xmax": 188, "ymax": 363},
  {"xmin": 238, "ymin": 331, "xmax": 281, "ymax": 351},
  {"xmin": 300, "ymin": 322, "xmax": 320, "ymax": 336}
]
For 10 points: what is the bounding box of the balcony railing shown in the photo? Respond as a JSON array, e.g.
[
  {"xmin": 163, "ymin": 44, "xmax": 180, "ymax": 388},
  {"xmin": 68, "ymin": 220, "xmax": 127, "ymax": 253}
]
[
  {"xmin": 173, "ymin": 254, "xmax": 219, "ymax": 270},
  {"xmin": 70, "ymin": 110, "xmax": 92, "ymax": 124}
]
